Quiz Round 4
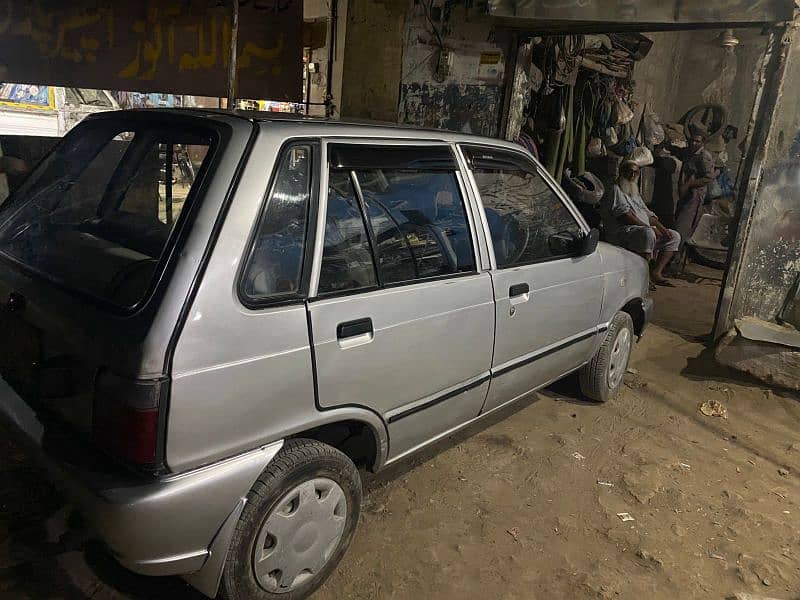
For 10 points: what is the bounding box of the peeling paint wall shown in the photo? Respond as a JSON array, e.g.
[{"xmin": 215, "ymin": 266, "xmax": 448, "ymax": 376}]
[
  {"xmin": 730, "ymin": 26, "xmax": 800, "ymax": 322},
  {"xmin": 304, "ymin": 0, "xmax": 331, "ymax": 117},
  {"xmin": 631, "ymin": 29, "xmax": 768, "ymax": 178},
  {"xmin": 398, "ymin": 2, "xmax": 506, "ymax": 137},
  {"xmin": 630, "ymin": 31, "xmax": 686, "ymax": 125},
  {"xmin": 339, "ymin": 0, "xmax": 407, "ymax": 122},
  {"xmin": 672, "ymin": 28, "xmax": 770, "ymax": 178}
]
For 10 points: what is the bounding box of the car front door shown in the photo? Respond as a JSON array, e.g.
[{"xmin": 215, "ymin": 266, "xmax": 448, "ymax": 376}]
[
  {"xmin": 307, "ymin": 142, "xmax": 494, "ymax": 462},
  {"xmin": 460, "ymin": 145, "xmax": 605, "ymax": 413}
]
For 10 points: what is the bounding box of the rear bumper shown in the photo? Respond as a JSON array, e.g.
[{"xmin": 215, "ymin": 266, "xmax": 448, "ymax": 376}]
[
  {"xmin": 641, "ymin": 297, "xmax": 654, "ymax": 336},
  {"xmin": 0, "ymin": 376, "xmax": 281, "ymax": 580}
]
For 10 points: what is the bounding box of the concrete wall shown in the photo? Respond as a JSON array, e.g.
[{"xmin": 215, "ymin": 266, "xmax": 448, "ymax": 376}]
[
  {"xmin": 398, "ymin": 2, "xmax": 506, "ymax": 137},
  {"xmin": 630, "ymin": 31, "xmax": 686, "ymax": 125},
  {"xmin": 673, "ymin": 28, "xmax": 769, "ymax": 177},
  {"xmin": 632, "ymin": 28, "xmax": 768, "ymax": 177},
  {"xmin": 728, "ymin": 26, "xmax": 800, "ymax": 322},
  {"xmin": 337, "ymin": 0, "xmax": 505, "ymax": 135},
  {"xmin": 339, "ymin": 0, "xmax": 407, "ymax": 122},
  {"xmin": 302, "ymin": 0, "xmax": 349, "ymax": 118},
  {"xmin": 304, "ymin": 0, "xmax": 331, "ymax": 117}
]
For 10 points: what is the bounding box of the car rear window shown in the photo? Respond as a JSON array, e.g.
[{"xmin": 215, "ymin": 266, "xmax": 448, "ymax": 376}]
[{"xmin": 0, "ymin": 119, "xmax": 217, "ymax": 310}]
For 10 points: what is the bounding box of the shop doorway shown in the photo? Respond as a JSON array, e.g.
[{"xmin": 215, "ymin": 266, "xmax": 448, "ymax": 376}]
[{"xmin": 501, "ymin": 27, "xmax": 773, "ymax": 341}]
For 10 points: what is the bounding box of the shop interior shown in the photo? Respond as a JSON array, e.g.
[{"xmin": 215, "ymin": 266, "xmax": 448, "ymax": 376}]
[{"xmin": 504, "ymin": 26, "xmax": 770, "ymax": 340}]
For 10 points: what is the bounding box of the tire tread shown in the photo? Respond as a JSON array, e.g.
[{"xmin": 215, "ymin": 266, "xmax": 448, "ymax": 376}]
[
  {"xmin": 579, "ymin": 312, "xmax": 634, "ymax": 403},
  {"xmin": 220, "ymin": 439, "xmax": 361, "ymax": 600}
]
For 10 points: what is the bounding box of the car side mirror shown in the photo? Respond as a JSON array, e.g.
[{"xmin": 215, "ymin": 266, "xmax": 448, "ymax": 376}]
[{"xmin": 581, "ymin": 228, "xmax": 600, "ymax": 256}]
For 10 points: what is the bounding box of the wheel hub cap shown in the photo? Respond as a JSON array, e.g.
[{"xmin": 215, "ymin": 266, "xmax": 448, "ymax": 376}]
[
  {"xmin": 607, "ymin": 327, "xmax": 632, "ymax": 389},
  {"xmin": 253, "ymin": 478, "xmax": 347, "ymax": 593}
]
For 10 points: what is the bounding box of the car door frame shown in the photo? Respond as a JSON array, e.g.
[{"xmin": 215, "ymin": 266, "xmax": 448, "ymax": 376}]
[
  {"xmin": 304, "ymin": 136, "xmax": 498, "ymax": 463},
  {"xmin": 456, "ymin": 142, "xmax": 605, "ymax": 412}
]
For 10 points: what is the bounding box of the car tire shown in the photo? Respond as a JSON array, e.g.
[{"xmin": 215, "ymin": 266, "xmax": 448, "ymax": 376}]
[
  {"xmin": 579, "ymin": 311, "xmax": 634, "ymax": 403},
  {"xmin": 219, "ymin": 439, "xmax": 362, "ymax": 600}
]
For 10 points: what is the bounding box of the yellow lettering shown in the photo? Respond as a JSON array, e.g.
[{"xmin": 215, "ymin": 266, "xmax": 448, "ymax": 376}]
[
  {"xmin": 53, "ymin": 13, "xmax": 101, "ymax": 59},
  {"xmin": 237, "ymin": 36, "xmax": 285, "ymax": 71},
  {"xmin": 141, "ymin": 21, "xmax": 163, "ymax": 80},
  {"xmin": 179, "ymin": 16, "xmax": 219, "ymax": 70},
  {"xmin": 118, "ymin": 41, "xmax": 142, "ymax": 78}
]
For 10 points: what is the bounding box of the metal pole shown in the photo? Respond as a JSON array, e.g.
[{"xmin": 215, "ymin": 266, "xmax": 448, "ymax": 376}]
[
  {"xmin": 326, "ymin": 0, "xmax": 338, "ymax": 118},
  {"xmin": 227, "ymin": 0, "xmax": 240, "ymax": 110},
  {"xmin": 165, "ymin": 143, "xmax": 174, "ymax": 227}
]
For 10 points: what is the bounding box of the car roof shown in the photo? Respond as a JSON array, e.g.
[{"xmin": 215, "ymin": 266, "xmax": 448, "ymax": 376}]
[{"xmin": 98, "ymin": 108, "xmax": 527, "ymax": 152}]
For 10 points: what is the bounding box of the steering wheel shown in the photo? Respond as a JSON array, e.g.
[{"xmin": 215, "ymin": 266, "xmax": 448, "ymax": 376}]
[{"xmin": 501, "ymin": 215, "xmax": 530, "ymax": 266}]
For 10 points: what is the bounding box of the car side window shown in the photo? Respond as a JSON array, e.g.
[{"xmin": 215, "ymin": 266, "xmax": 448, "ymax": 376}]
[
  {"xmin": 241, "ymin": 144, "xmax": 313, "ymax": 303},
  {"xmin": 318, "ymin": 171, "xmax": 378, "ymax": 294},
  {"xmin": 464, "ymin": 146, "xmax": 582, "ymax": 268},
  {"xmin": 319, "ymin": 144, "xmax": 477, "ymax": 295},
  {"xmin": 355, "ymin": 169, "xmax": 476, "ymax": 284}
]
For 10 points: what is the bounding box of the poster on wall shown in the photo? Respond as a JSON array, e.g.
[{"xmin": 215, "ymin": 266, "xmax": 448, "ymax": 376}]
[
  {"xmin": 0, "ymin": 84, "xmax": 55, "ymax": 110},
  {"xmin": 0, "ymin": 0, "xmax": 302, "ymax": 100}
]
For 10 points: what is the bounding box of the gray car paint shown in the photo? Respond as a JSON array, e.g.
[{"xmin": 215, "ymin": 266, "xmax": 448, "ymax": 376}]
[{"xmin": 0, "ymin": 111, "xmax": 651, "ymax": 599}]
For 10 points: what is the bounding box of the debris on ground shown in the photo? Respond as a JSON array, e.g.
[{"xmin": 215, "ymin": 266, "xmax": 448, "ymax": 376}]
[
  {"xmin": 636, "ymin": 548, "xmax": 663, "ymax": 567},
  {"xmin": 777, "ymin": 467, "xmax": 790, "ymax": 477},
  {"xmin": 572, "ymin": 452, "xmax": 586, "ymax": 460},
  {"xmin": 506, "ymin": 527, "xmax": 520, "ymax": 541},
  {"xmin": 626, "ymin": 367, "xmax": 639, "ymax": 375},
  {"xmin": 700, "ymin": 399, "xmax": 728, "ymax": 418},
  {"xmin": 709, "ymin": 552, "xmax": 726, "ymax": 561},
  {"xmin": 617, "ymin": 512, "xmax": 635, "ymax": 522},
  {"xmin": 679, "ymin": 462, "xmax": 691, "ymax": 470},
  {"xmin": 730, "ymin": 593, "xmax": 784, "ymax": 600},
  {"xmin": 597, "ymin": 480, "xmax": 614, "ymax": 487},
  {"xmin": 624, "ymin": 372, "xmax": 649, "ymax": 390}
]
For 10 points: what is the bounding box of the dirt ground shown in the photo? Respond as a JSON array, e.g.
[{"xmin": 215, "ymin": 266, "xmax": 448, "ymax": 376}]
[{"xmin": 1, "ymin": 264, "xmax": 799, "ymax": 600}]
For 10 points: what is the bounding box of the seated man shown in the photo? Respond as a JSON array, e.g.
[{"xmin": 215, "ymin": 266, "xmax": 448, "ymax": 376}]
[{"xmin": 612, "ymin": 161, "xmax": 680, "ymax": 287}]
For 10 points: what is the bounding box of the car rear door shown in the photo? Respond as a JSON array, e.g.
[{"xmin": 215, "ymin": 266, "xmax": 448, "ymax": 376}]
[
  {"xmin": 460, "ymin": 145, "xmax": 605, "ymax": 413},
  {"xmin": 306, "ymin": 141, "xmax": 494, "ymax": 462}
]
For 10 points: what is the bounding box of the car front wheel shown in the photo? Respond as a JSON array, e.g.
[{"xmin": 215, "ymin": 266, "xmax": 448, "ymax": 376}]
[
  {"xmin": 220, "ymin": 439, "xmax": 362, "ymax": 600},
  {"xmin": 579, "ymin": 311, "xmax": 634, "ymax": 403}
]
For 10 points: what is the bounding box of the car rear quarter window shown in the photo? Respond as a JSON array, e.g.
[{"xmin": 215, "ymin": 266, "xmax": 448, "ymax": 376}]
[
  {"xmin": 0, "ymin": 119, "xmax": 218, "ymax": 310},
  {"xmin": 240, "ymin": 144, "xmax": 314, "ymax": 304},
  {"xmin": 463, "ymin": 146, "xmax": 582, "ymax": 268}
]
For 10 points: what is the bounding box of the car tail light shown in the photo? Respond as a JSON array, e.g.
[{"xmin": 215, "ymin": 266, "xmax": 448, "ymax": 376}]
[{"xmin": 93, "ymin": 370, "xmax": 167, "ymax": 469}]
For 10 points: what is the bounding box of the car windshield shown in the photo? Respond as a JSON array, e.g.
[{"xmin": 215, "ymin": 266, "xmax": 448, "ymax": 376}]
[{"xmin": 0, "ymin": 119, "xmax": 216, "ymax": 309}]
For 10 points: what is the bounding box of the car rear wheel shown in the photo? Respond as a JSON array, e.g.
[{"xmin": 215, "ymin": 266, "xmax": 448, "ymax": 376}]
[
  {"xmin": 220, "ymin": 439, "xmax": 361, "ymax": 600},
  {"xmin": 579, "ymin": 312, "xmax": 634, "ymax": 403}
]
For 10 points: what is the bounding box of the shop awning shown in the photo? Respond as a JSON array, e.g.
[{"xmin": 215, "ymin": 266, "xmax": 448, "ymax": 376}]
[
  {"xmin": 0, "ymin": 0, "xmax": 302, "ymax": 100},
  {"xmin": 488, "ymin": 0, "xmax": 795, "ymax": 29}
]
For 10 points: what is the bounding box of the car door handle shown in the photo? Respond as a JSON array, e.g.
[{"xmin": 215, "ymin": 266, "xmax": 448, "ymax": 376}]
[
  {"xmin": 337, "ymin": 318, "xmax": 373, "ymax": 340},
  {"xmin": 509, "ymin": 283, "xmax": 530, "ymax": 297}
]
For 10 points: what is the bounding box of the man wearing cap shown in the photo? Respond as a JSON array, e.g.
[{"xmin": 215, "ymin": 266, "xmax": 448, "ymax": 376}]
[{"xmin": 611, "ymin": 161, "xmax": 681, "ymax": 287}]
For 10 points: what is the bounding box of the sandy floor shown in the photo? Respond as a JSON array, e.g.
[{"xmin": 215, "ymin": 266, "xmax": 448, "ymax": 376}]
[{"xmin": 1, "ymin": 265, "xmax": 798, "ymax": 600}]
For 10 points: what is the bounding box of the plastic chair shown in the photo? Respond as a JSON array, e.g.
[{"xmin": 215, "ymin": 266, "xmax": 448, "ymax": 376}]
[{"xmin": 679, "ymin": 213, "xmax": 731, "ymax": 274}]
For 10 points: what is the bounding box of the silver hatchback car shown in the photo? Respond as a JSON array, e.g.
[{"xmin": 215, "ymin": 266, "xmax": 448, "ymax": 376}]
[{"xmin": 0, "ymin": 110, "xmax": 651, "ymax": 599}]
